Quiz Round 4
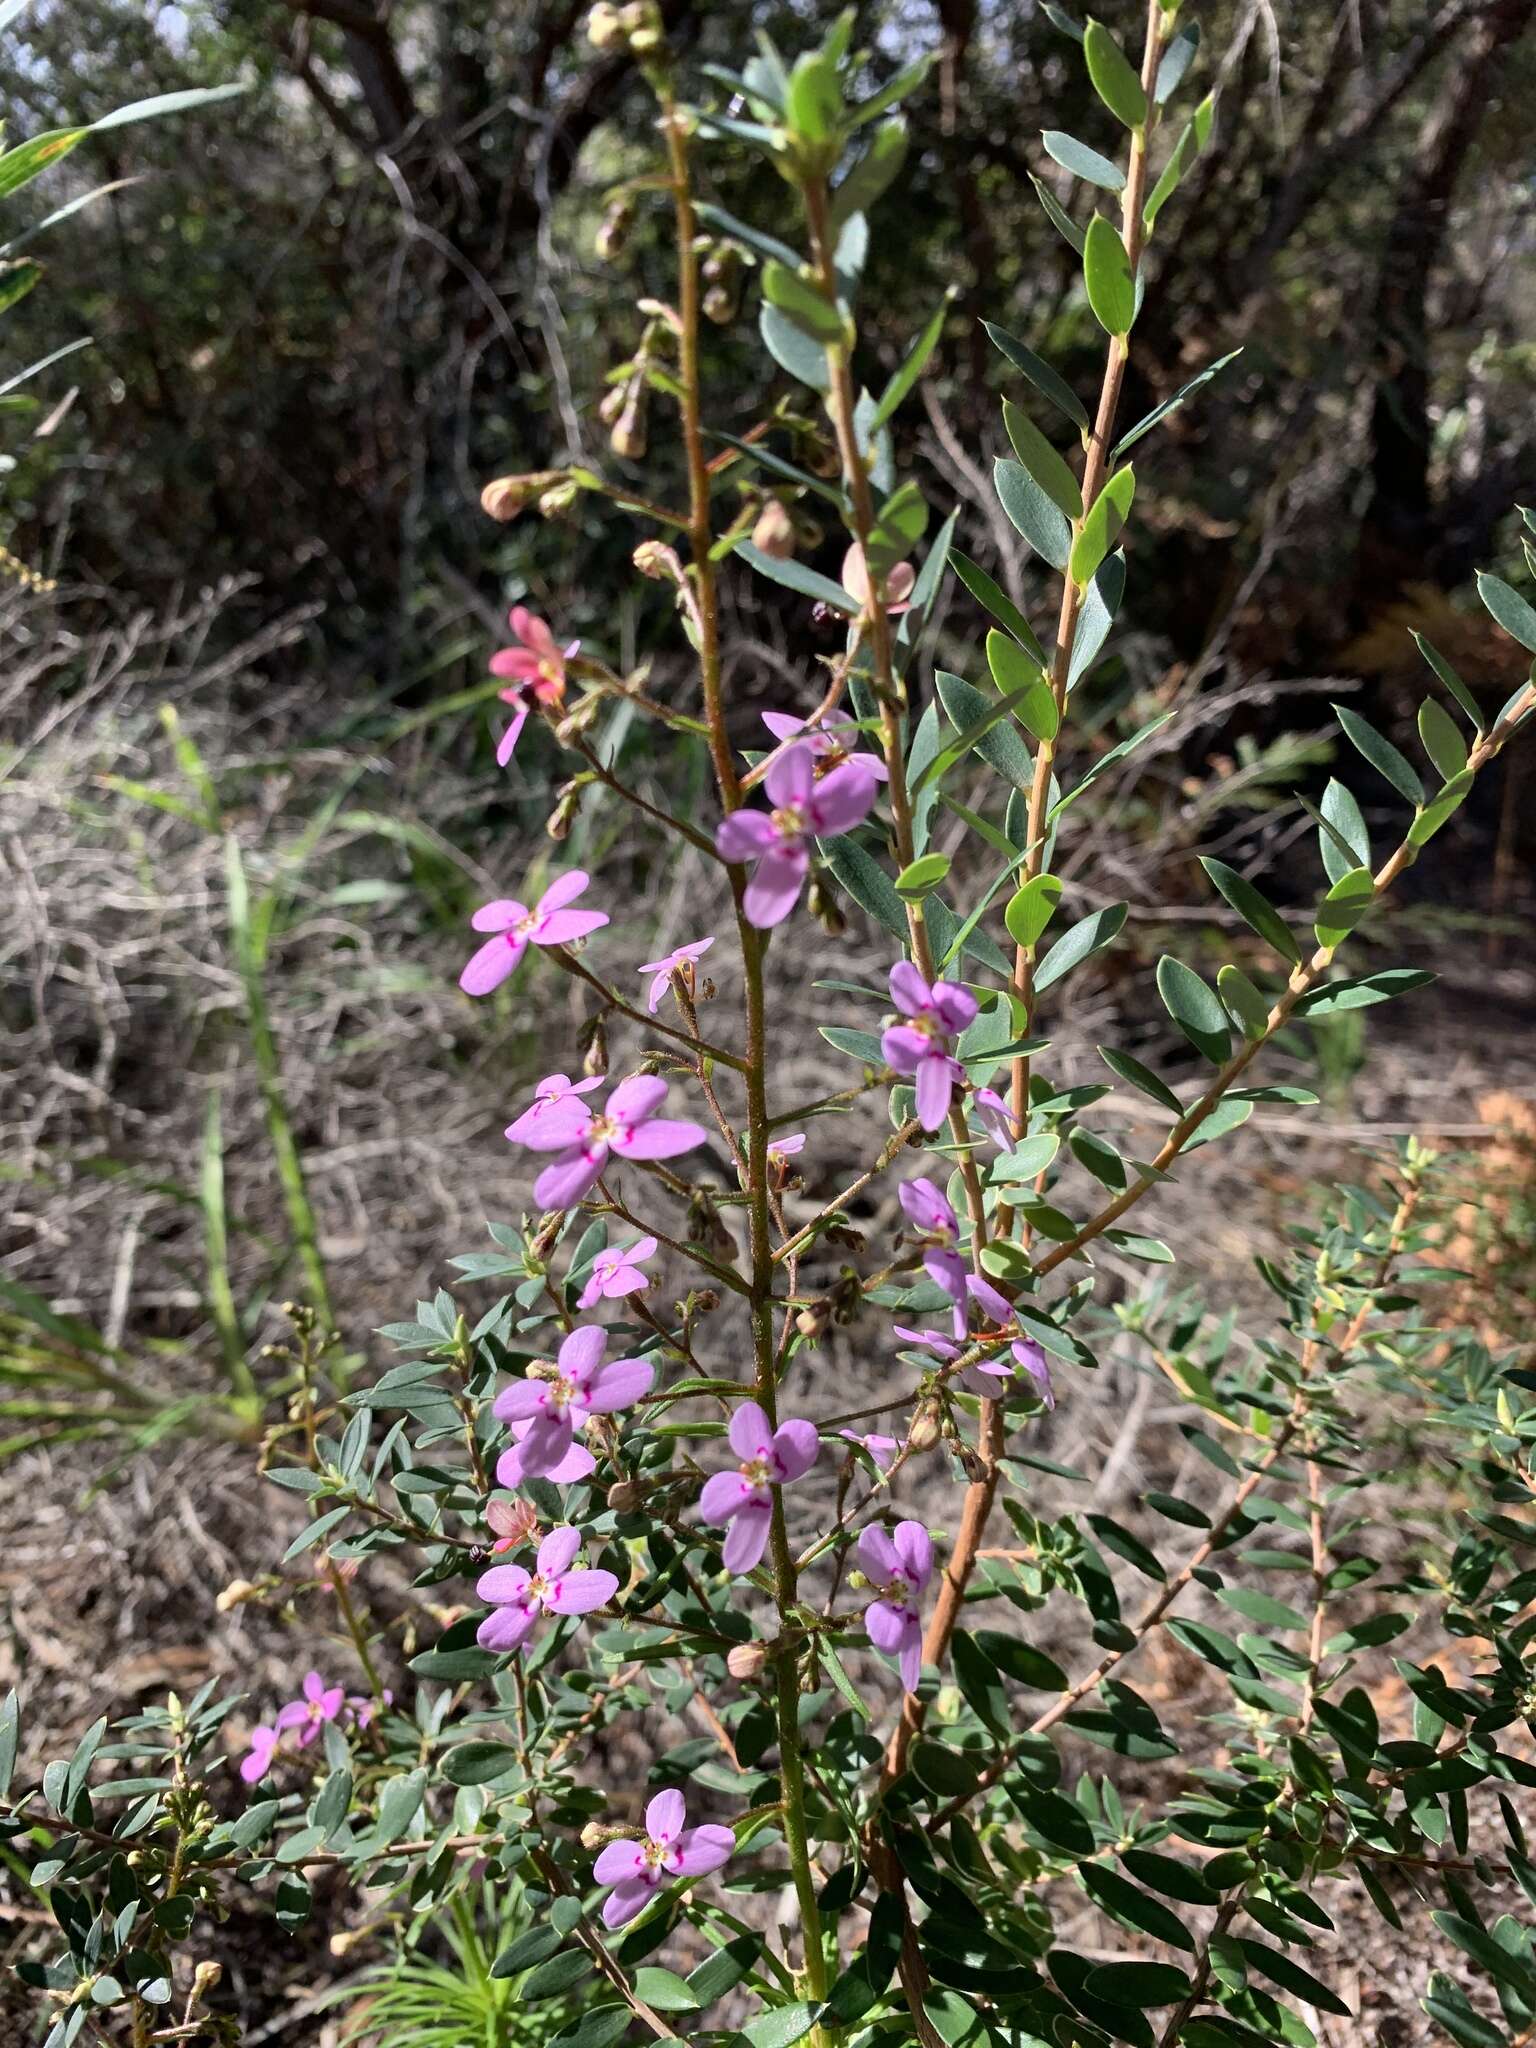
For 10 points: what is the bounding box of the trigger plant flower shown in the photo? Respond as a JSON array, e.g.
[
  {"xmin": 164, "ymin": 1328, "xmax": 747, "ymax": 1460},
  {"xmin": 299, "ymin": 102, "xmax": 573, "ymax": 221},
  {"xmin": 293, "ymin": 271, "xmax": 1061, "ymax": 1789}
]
[
  {"xmin": 592, "ymin": 1789, "xmax": 735, "ymax": 1929},
  {"xmin": 714, "ymin": 744, "xmax": 877, "ymax": 928},
  {"xmin": 274, "ymin": 1671, "xmax": 345, "ymax": 1747},
  {"xmin": 881, "ymin": 962, "xmax": 977, "ymax": 1131},
  {"xmin": 491, "ymin": 606, "xmax": 578, "ymax": 765},
  {"xmin": 475, "ymin": 1525, "xmax": 617, "ymax": 1653},
  {"xmin": 858, "ymin": 1520, "xmax": 934, "ymax": 1692},
  {"xmin": 578, "ymin": 1234, "xmax": 656, "ymax": 1308},
  {"xmin": 493, "ymin": 1325, "xmax": 654, "ymax": 1480},
  {"xmin": 700, "ymin": 1400, "xmax": 819, "ymax": 1572},
  {"xmin": 508, "ymin": 1074, "xmax": 709, "ymax": 1212},
  {"xmin": 459, "ymin": 873, "xmax": 609, "ymax": 996},
  {"xmin": 638, "ymin": 935, "xmax": 714, "ymax": 1013}
]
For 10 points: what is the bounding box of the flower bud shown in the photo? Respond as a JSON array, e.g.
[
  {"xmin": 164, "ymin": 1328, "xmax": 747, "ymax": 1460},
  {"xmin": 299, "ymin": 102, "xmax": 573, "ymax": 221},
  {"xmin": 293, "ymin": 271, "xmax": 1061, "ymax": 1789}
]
[
  {"xmin": 587, "ymin": 3, "xmax": 625, "ymax": 49},
  {"xmin": 538, "ymin": 478, "xmax": 580, "ymax": 518},
  {"xmin": 598, "ymin": 381, "xmax": 628, "ymax": 425},
  {"xmin": 216, "ymin": 1578, "xmax": 261, "ymax": 1612},
  {"xmin": 481, "ymin": 469, "xmax": 564, "ymax": 522},
  {"xmin": 701, "ymin": 241, "xmax": 744, "ymax": 324},
  {"xmin": 908, "ymin": 1400, "xmax": 942, "ymax": 1452},
  {"xmin": 610, "ymin": 380, "xmax": 649, "ymax": 459},
  {"xmin": 751, "ymin": 497, "xmax": 796, "ymax": 560},
  {"xmin": 606, "ymin": 1478, "xmax": 643, "ymax": 1512},
  {"xmin": 956, "ymin": 1441, "xmax": 987, "ymax": 1483},
  {"xmin": 581, "ymin": 1820, "xmax": 641, "ymax": 1849},
  {"xmin": 596, "ymin": 194, "xmax": 635, "ymax": 262},
  {"xmin": 727, "ymin": 1640, "xmax": 768, "ymax": 1680},
  {"xmin": 581, "ymin": 1014, "xmax": 609, "ymax": 1078},
  {"xmin": 806, "ymin": 873, "xmax": 846, "ymax": 938},
  {"xmin": 192, "ymin": 1963, "xmax": 223, "ymax": 1998},
  {"xmin": 796, "ymin": 1300, "xmax": 831, "ymax": 1341},
  {"xmin": 633, "ymin": 538, "xmax": 682, "ymax": 583},
  {"xmin": 547, "ymin": 776, "xmax": 587, "ymax": 842}
]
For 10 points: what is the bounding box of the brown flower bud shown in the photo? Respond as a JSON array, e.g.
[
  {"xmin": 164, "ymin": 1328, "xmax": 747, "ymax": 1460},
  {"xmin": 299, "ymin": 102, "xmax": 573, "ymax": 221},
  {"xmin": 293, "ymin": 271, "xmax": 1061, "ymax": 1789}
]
[
  {"xmin": 633, "ymin": 538, "xmax": 681, "ymax": 582},
  {"xmin": 546, "ymin": 777, "xmax": 586, "ymax": 843},
  {"xmin": 216, "ymin": 1578, "xmax": 261, "ymax": 1613},
  {"xmin": 192, "ymin": 1963, "xmax": 223, "ymax": 1998},
  {"xmin": 581, "ymin": 1819, "xmax": 640, "ymax": 1850},
  {"xmin": 598, "ymin": 381, "xmax": 628, "ymax": 425},
  {"xmin": 596, "ymin": 195, "xmax": 635, "ymax": 262},
  {"xmin": 610, "ymin": 381, "xmax": 649, "ymax": 459},
  {"xmin": 727, "ymin": 1640, "xmax": 768, "ymax": 1680},
  {"xmin": 481, "ymin": 469, "xmax": 564, "ymax": 522},
  {"xmin": 751, "ymin": 497, "xmax": 796, "ymax": 560},
  {"xmin": 538, "ymin": 478, "xmax": 580, "ymax": 518},
  {"xmin": 795, "ymin": 1300, "xmax": 831, "ymax": 1341},
  {"xmin": 581, "ymin": 1014, "xmax": 609, "ymax": 1078},
  {"xmin": 606, "ymin": 1479, "xmax": 643, "ymax": 1512}
]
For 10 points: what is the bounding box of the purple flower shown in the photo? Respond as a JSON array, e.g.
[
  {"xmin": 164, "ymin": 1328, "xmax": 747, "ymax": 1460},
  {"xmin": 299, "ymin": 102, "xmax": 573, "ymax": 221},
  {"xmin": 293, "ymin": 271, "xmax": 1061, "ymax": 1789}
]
[
  {"xmin": 972, "ymin": 1086, "xmax": 1022, "ymax": 1152},
  {"xmin": 897, "ymin": 1176, "xmax": 967, "ymax": 1303},
  {"xmin": 504, "ymin": 1072, "xmax": 604, "ymax": 1146},
  {"xmin": 508, "ymin": 1074, "xmax": 709, "ymax": 1213},
  {"xmin": 592, "ymin": 1789, "xmax": 735, "ymax": 1929},
  {"xmin": 839, "ymin": 1428, "xmax": 900, "ymax": 1471},
  {"xmin": 761, "ymin": 710, "xmax": 889, "ymax": 786},
  {"xmin": 239, "ymin": 1725, "xmax": 279, "ymax": 1784},
  {"xmin": 768, "ymin": 1131, "xmax": 806, "ymax": 1177},
  {"xmin": 497, "ymin": 1426, "xmax": 595, "ymax": 1491},
  {"xmin": 491, "ymin": 606, "xmax": 578, "ymax": 765},
  {"xmin": 638, "ymin": 936, "xmax": 715, "ymax": 1013},
  {"xmin": 274, "ymin": 1671, "xmax": 345, "ymax": 1748},
  {"xmin": 493, "ymin": 1326, "xmax": 654, "ymax": 1480},
  {"xmin": 699, "ymin": 1400, "xmax": 819, "ymax": 1573},
  {"xmin": 475, "ymin": 1525, "xmax": 618, "ymax": 1653},
  {"xmin": 715, "ymin": 744, "xmax": 877, "ymax": 928},
  {"xmin": 893, "ymin": 1323, "xmax": 961, "ymax": 1361},
  {"xmin": 881, "ymin": 962, "xmax": 978, "ymax": 1131},
  {"xmin": 579, "ymin": 1234, "xmax": 657, "ymax": 1309},
  {"xmin": 858, "ymin": 1519, "xmax": 934, "ymax": 1693},
  {"xmin": 459, "ymin": 872, "xmax": 609, "ymax": 996}
]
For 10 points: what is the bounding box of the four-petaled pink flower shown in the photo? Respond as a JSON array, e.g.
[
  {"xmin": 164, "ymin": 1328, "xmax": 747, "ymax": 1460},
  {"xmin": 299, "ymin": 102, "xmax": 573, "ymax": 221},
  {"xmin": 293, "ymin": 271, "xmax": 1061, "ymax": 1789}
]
[
  {"xmin": 239, "ymin": 1725, "xmax": 280, "ymax": 1784},
  {"xmin": 491, "ymin": 606, "xmax": 578, "ymax": 765},
  {"xmin": 509, "ymin": 1074, "xmax": 709, "ymax": 1213},
  {"xmin": 858, "ymin": 1520, "xmax": 934, "ymax": 1692},
  {"xmin": 898, "ymin": 1176, "xmax": 966, "ymax": 1303},
  {"xmin": 842, "ymin": 543, "xmax": 915, "ymax": 617},
  {"xmin": 493, "ymin": 1326, "xmax": 654, "ymax": 1480},
  {"xmin": 761, "ymin": 710, "xmax": 889, "ymax": 787},
  {"xmin": 592, "ymin": 1789, "xmax": 735, "ymax": 1929},
  {"xmin": 498, "ymin": 1423, "xmax": 595, "ymax": 1491},
  {"xmin": 504, "ymin": 1072, "xmax": 603, "ymax": 1146},
  {"xmin": 475, "ymin": 1525, "xmax": 617, "ymax": 1653},
  {"xmin": 881, "ymin": 962, "xmax": 978, "ymax": 1131},
  {"xmin": 459, "ymin": 873, "xmax": 608, "ymax": 996},
  {"xmin": 972, "ymin": 1085, "xmax": 1023, "ymax": 1153},
  {"xmin": 715, "ymin": 745, "xmax": 877, "ymax": 929},
  {"xmin": 579, "ymin": 1234, "xmax": 656, "ymax": 1309},
  {"xmin": 638, "ymin": 936, "xmax": 715, "ymax": 1014},
  {"xmin": 275, "ymin": 1671, "xmax": 345, "ymax": 1748},
  {"xmin": 700, "ymin": 1400, "xmax": 819, "ymax": 1573}
]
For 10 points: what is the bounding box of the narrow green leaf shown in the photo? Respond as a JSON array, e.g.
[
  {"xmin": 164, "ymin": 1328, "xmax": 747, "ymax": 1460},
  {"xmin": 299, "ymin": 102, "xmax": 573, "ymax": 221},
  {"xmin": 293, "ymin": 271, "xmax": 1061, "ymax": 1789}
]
[
  {"xmin": 1477, "ymin": 570, "xmax": 1536, "ymax": 652},
  {"xmin": 735, "ymin": 539, "xmax": 855, "ymax": 612},
  {"xmin": 995, "ymin": 456, "xmax": 1072, "ymax": 570},
  {"xmin": 1003, "ymin": 397, "xmax": 1084, "ymax": 519},
  {"xmin": 1216, "ymin": 964, "xmax": 1270, "ymax": 1039},
  {"xmin": 1156, "ymin": 957, "xmax": 1231, "ymax": 1064},
  {"xmin": 1098, "ymin": 1045, "xmax": 1182, "ymax": 1113},
  {"xmin": 982, "ymin": 319, "xmax": 1090, "ymax": 428},
  {"xmin": 1412, "ymin": 631, "xmax": 1485, "ymax": 731},
  {"xmin": 760, "ymin": 298, "xmax": 831, "ymax": 390},
  {"xmin": 1071, "ymin": 465, "xmax": 1135, "ymax": 586},
  {"xmin": 870, "ymin": 293, "xmax": 950, "ymax": 430},
  {"xmin": 1333, "ymin": 704, "xmax": 1425, "ymax": 805},
  {"xmin": 1199, "ymin": 857, "xmax": 1301, "ymax": 964},
  {"xmin": 1085, "ymin": 19, "xmax": 1147, "ymax": 127},
  {"xmin": 1005, "ymin": 873, "xmax": 1064, "ymax": 948},
  {"xmin": 1043, "ymin": 129, "xmax": 1125, "ymax": 190},
  {"xmin": 987, "ymin": 629, "xmax": 1058, "ymax": 740},
  {"xmin": 1154, "ymin": 22, "xmax": 1201, "ymax": 102},
  {"xmin": 1083, "ymin": 213, "xmax": 1136, "ymax": 334},
  {"xmin": 1417, "ymin": 697, "xmax": 1469, "ymax": 780},
  {"xmin": 896, "ymin": 851, "xmax": 951, "ymax": 900},
  {"xmin": 1313, "ymin": 864, "xmax": 1375, "ymax": 950},
  {"xmin": 1031, "ymin": 171, "xmax": 1087, "ymax": 253},
  {"xmin": 950, "ymin": 548, "xmax": 1049, "ymax": 666},
  {"xmin": 1114, "ymin": 348, "xmax": 1242, "ymax": 460},
  {"xmin": 1035, "ymin": 902, "xmax": 1127, "ymax": 992}
]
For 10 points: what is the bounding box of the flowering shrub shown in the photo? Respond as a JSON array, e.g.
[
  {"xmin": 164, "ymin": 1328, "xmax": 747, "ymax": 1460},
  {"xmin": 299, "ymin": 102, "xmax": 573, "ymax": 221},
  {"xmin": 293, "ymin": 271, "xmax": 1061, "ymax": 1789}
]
[{"xmin": 8, "ymin": 8, "xmax": 1536, "ymax": 2048}]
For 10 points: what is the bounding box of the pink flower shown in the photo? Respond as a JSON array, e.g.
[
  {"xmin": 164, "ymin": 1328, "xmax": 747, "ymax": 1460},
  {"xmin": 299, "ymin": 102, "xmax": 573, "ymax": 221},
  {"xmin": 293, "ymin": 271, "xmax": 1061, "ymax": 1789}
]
[
  {"xmin": 592, "ymin": 1789, "xmax": 735, "ymax": 1929},
  {"xmin": 345, "ymin": 1690, "xmax": 393, "ymax": 1730},
  {"xmin": 239, "ymin": 1725, "xmax": 279, "ymax": 1784},
  {"xmin": 486, "ymin": 1497, "xmax": 540, "ymax": 1553},
  {"xmin": 491, "ymin": 606, "xmax": 578, "ymax": 765},
  {"xmin": 858, "ymin": 1519, "xmax": 934, "ymax": 1692},
  {"xmin": 497, "ymin": 1425, "xmax": 595, "ymax": 1491},
  {"xmin": 274, "ymin": 1671, "xmax": 345, "ymax": 1748},
  {"xmin": 638, "ymin": 936, "xmax": 715, "ymax": 1013},
  {"xmin": 768, "ymin": 1130, "xmax": 806, "ymax": 1178},
  {"xmin": 714, "ymin": 744, "xmax": 877, "ymax": 929},
  {"xmin": 897, "ymin": 1176, "xmax": 966, "ymax": 1301},
  {"xmin": 842, "ymin": 543, "xmax": 915, "ymax": 616},
  {"xmin": 459, "ymin": 872, "xmax": 609, "ymax": 996},
  {"xmin": 493, "ymin": 1326, "xmax": 654, "ymax": 1480},
  {"xmin": 881, "ymin": 962, "xmax": 978, "ymax": 1131},
  {"xmin": 579, "ymin": 1234, "xmax": 657, "ymax": 1309},
  {"xmin": 504, "ymin": 1072, "xmax": 604, "ymax": 1145},
  {"xmin": 839, "ymin": 1428, "xmax": 900, "ymax": 1471},
  {"xmin": 972, "ymin": 1086, "xmax": 1023, "ymax": 1152},
  {"xmin": 509, "ymin": 1074, "xmax": 709, "ymax": 1213},
  {"xmin": 761, "ymin": 711, "xmax": 889, "ymax": 786},
  {"xmin": 475, "ymin": 1525, "xmax": 617, "ymax": 1653},
  {"xmin": 906, "ymin": 1274, "xmax": 1055, "ymax": 1405},
  {"xmin": 699, "ymin": 1400, "xmax": 819, "ymax": 1573},
  {"xmin": 893, "ymin": 1323, "xmax": 961, "ymax": 1362}
]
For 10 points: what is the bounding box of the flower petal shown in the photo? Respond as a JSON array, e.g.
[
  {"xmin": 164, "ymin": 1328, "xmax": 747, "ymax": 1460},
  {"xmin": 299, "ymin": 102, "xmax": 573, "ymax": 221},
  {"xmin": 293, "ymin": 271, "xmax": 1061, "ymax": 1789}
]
[
  {"xmin": 537, "ymin": 1525, "xmax": 583, "ymax": 1578},
  {"xmin": 558, "ymin": 1325, "xmax": 607, "ymax": 1381},
  {"xmin": 771, "ymin": 1417, "xmax": 819, "ymax": 1483},
  {"xmin": 476, "ymin": 1564, "xmax": 532, "ymax": 1602},
  {"xmin": 721, "ymin": 1504, "xmax": 772, "ymax": 1573},
  {"xmin": 865, "ymin": 1596, "xmax": 909, "ymax": 1654},
  {"xmin": 914, "ymin": 1053, "xmax": 955, "ymax": 1132},
  {"xmin": 496, "ymin": 707, "xmax": 529, "ymax": 766},
  {"xmin": 888, "ymin": 960, "xmax": 931, "ymax": 1017},
  {"xmin": 727, "ymin": 1400, "xmax": 772, "ymax": 1460},
  {"xmin": 763, "ymin": 741, "xmax": 813, "ymax": 810},
  {"xmin": 477, "ymin": 1603, "xmax": 536, "ymax": 1652},
  {"xmin": 699, "ymin": 1470, "xmax": 753, "ymax": 1523},
  {"xmin": 583, "ymin": 1356, "xmax": 655, "ymax": 1413},
  {"xmin": 613, "ymin": 1116, "xmax": 707, "ymax": 1161},
  {"xmin": 537, "ymin": 869, "xmax": 590, "ymax": 915},
  {"xmin": 602, "ymin": 1877, "xmax": 654, "ymax": 1929},
  {"xmin": 858, "ymin": 1525, "xmax": 898, "ymax": 1582},
  {"xmin": 646, "ymin": 1788, "xmax": 686, "ymax": 1845},
  {"xmin": 459, "ymin": 935, "xmax": 522, "ymax": 996},
  {"xmin": 605, "ymin": 1074, "xmax": 668, "ymax": 1125},
  {"xmin": 893, "ymin": 1520, "xmax": 933, "ymax": 1588},
  {"xmin": 535, "ymin": 907, "xmax": 609, "ymax": 947},
  {"xmin": 546, "ymin": 1567, "xmax": 617, "ymax": 1615},
  {"xmin": 806, "ymin": 762, "xmax": 878, "ymax": 837},
  {"xmin": 715, "ymin": 810, "xmax": 779, "ymax": 862},
  {"xmin": 470, "ymin": 900, "xmax": 526, "ymax": 934},
  {"xmin": 492, "ymin": 1380, "xmax": 545, "ymax": 1424},
  {"xmin": 533, "ymin": 1148, "xmax": 604, "ymax": 1210},
  {"xmin": 743, "ymin": 844, "xmax": 808, "ymax": 927},
  {"xmin": 672, "ymin": 1823, "xmax": 735, "ymax": 1877},
  {"xmin": 593, "ymin": 1840, "xmax": 647, "ymax": 1885}
]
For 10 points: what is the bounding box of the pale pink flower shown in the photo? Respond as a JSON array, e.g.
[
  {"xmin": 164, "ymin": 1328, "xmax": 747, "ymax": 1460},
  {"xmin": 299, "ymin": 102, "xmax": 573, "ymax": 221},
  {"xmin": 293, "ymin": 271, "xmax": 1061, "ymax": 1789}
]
[
  {"xmin": 768, "ymin": 1130, "xmax": 806, "ymax": 1177},
  {"xmin": 274, "ymin": 1671, "xmax": 344, "ymax": 1748},
  {"xmin": 699, "ymin": 1400, "xmax": 819, "ymax": 1573},
  {"xmin": 858, "ymin": 1519, "xmax": 934, "ymax": 1691},
  {"xmin": 492, "ymin": 606, "xmax": 578, "ymax": 765},
  {"xmin": 760, "ymin": 711, "xmax": 889, "ymax": 786},
  {"xmin": 881, "ymin": 962, "xmax": 978, "ymax": 1131},
  {"xmin": 459, "ymin": 873, "xmax": 609, "ymax": 996},
  {"xmin": 504, "ymin": 1072, "xmax": 604, "ymax": 1146},
  {"xmin": 972, "ymin": 1085, "xmax": 1023, "ymax": 1152},
  {"xmin": 475, "ymin": 1525, "xmax": 617, "ymax": 1653},
  {"xmin": 715, "ymin": 744, "xmax": 877, "ymax": 928},
  {"xmin": 579, "ymin": 1234, "xmax": 656, "ymax": 1309},
  {"xmin": 898, "ymin": 1176, "xmax": 967, "ymax": 1303},
  {"xmin": 592, "ymin": 1789, "xmax": 734, "ymax": 1929},
  {"xmin": 486, "ymin": 1497, "xmax": 540, "ymax": 1553},
  {"xmin": 239, "ymin": 1725, "xmax": 280, "ymax": 1784},
  {"xmin": 508, "ymin": 1074, "xmax": 708, "ymax": 1213},
  {"xmin": 638, "ymin": 936, "xmax": 715, "ymax": 1013},
  {"xmin": 839, "ymin": 1428, "xmax": 900, "ymax": 1471},
  {"xmin": 841, "ymin": 543, "xmax": 915, "ymax": 616}
]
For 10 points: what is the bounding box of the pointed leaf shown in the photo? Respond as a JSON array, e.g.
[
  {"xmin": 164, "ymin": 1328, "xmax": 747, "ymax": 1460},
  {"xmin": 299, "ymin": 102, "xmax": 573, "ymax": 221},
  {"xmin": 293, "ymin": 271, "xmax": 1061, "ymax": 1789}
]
[
  {"xmin": 1085, "ymin": 20, "xmax": 1147, "ymax": 128},
  {"xmin": 995, "ymin": 456, "xmax": 1072, "ymax": 571},
  {"xmin": 1004, "ymin": 398, "xmax": 1083, "ymax": 519},
  {"xmin": 1083, "ymin": 214, "xmax": 1136, "ymax": 334},
  {"xmin": 950, "ymin": 548, "xmax": 1049, "ymax": 666},
  {"xmin": 1156, "ymin": 957, "xmax": 1230, "ymax": 1064},
  {"xmin": 982, "ymin": 319, "xmax": 1089, "ymax": 428},
  {"xmin": 1199, "ymin": 857, "xmax": 1300, "ymax": 964},
  {"xmin": 1333, "ymin": 704, "xmax": 1424, "ymax": 806},
  {"xmin": 1070, "ymin": 465, "xmax": 1135, "ymax": 586},
  {"xmin": 1042, "ymin": 129, "xmax": 1125, "ymax": 190},
  {"xmin": 1477, "ymin": 570, "xmax": 1536, "ymax": 652}
]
